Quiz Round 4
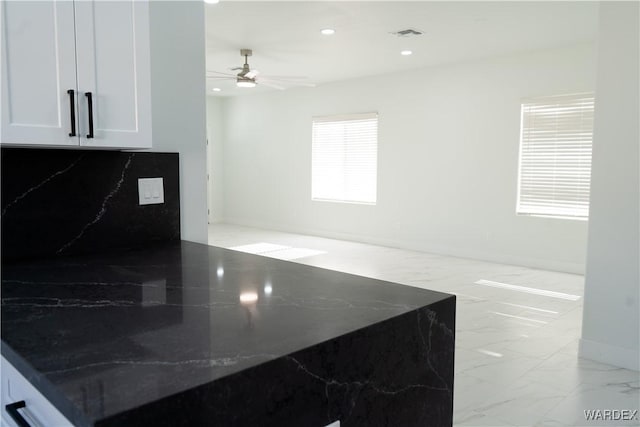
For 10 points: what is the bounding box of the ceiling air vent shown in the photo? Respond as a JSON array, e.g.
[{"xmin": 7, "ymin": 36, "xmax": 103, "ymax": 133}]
[{"xmin": 390, "ymin": 28, "xmax": 424, "ymax": 37}]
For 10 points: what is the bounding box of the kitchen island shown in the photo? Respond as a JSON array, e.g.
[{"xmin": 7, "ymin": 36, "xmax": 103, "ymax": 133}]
[{"xmin": 1, "ymin": 241, "xmax": 455, "ymax": 426}]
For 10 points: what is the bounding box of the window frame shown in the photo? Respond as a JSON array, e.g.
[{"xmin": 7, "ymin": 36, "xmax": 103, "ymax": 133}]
[
  {"xmin": 516, "ymin": 93, "xmax": 595, "ymax": 220},
  {"xmin": 311, "ymin": 112, "xmax": 378, "ymax": 205}
]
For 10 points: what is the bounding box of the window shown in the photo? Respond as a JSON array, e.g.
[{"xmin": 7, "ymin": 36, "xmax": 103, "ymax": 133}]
[
  {"xmin": 517, "ymin": 93, "xmax": 594, "ymax": 219},
  {"xmin": 311, "ymin": 113, "xmax": 378, "ymax": 204}
]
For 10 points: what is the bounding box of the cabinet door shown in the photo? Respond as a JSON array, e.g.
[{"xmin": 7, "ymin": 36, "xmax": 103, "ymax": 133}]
[
  {"xmin": 74, "ymin": 0, "xmax": 152, "ymax": 149},
  {"xmin": 1, "ymin": 1, "xmax": 79, "ymax": 146},
  {"xmin": 1, "ymin": 356, "xmax": 73, "ymax": 427}
]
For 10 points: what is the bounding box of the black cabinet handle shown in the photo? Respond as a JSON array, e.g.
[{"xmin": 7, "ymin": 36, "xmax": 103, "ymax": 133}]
[
  {"xmin": 85, "ymin": 92, "xmax": 94, "ymax": 139},
  {"xmin": 67, "ymin": 89, "xmax": 76, "ymax": 137},
  {"xmin": 6, "ymin": 400, "xmax": 32, "ymax": 427}
]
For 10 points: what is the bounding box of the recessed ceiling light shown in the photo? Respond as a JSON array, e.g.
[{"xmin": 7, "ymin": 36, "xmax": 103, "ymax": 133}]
[
  {"xmin": 204, "ymin": 0, "xmax": 219, "ymax": 4},
  {"xmin": 320, "ymin": 28, "xmax": 335, "ymax": 36},
  {"xmin": 401, "ymin": 50, "xmax": 413, "ymax": 56},
  {"xmin": 212, "ymin": 88, "xmax": 221, "ymax": 92}
]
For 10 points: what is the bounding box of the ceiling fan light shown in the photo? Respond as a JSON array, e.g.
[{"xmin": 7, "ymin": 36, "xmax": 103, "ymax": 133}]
[{"xmin": 237, "ymin": 80, "xmax": 256, "ymax": 88}]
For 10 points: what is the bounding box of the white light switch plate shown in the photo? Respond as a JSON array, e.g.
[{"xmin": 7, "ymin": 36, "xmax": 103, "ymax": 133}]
[{"xmin": 138, "ymin": 178, "xmax": 164, "ymax": 205}]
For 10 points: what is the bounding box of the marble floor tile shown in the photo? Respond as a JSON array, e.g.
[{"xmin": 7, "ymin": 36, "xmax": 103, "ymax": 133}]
[
  {"xmin": 544, "ymin": 382, "xmax": 640, "ymax": 426},
  {"xmin": 459, "ymin": 349, "xmax": 546, "ymax": 386},
  {"xmin": 454, "ymin": 374, "xmax": 498, "ymax": 415},
  {"xmin": 472, "ymin": 378, "xmax": 568, "ymax": 426},
  {"xmin": 534, "ymin": 418, "xmax": 573, "ymax": 427},
  {"xmin": 455, "ymin": 410, "xmax": 512, "ymax": 426},
  {"xmin": 208, "ymin": 224, "xmax": 639, "ymax": 427}
]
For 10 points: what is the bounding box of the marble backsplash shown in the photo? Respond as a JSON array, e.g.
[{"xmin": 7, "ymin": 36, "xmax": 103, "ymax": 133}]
[{"xmin": 1, "ymin": 148, "xmax": 180, "ymax": 262}]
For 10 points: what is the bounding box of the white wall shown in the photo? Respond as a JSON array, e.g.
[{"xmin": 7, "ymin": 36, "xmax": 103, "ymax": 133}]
[
  {"xmin": 218, "ymin": 44, "xmax": 596, "ymax": 273},
  {"xmin": 149, "ymin": 1, "xmax": 208, "ymax": 243},
  {"xmin": 207, "ymin": 96, "xmax": 225, "ymax": 223},
  {"xmin": 580, "ymin": 2, "xmax": 639, "ymax": 371}
]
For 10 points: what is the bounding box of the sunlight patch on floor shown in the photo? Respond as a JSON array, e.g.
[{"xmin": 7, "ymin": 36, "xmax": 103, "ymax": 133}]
[
  {"xmin": 489, "ymin": 311, "xmax": 549, "ymax": 325},
  {"xmin": 230, "ymin": 242, "xmax": 327, "ymax": 260},
  {"xmin": 475, "ymin": 279, "xmax": 581, "ymax": 301}
]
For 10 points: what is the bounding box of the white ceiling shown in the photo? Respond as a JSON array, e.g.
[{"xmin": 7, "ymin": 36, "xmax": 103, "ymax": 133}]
[{"xmin": 205, "ymin": 1, "xmax": 598, "ymax": 96}]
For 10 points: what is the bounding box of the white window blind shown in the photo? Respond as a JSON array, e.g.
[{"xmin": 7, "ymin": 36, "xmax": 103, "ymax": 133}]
[
  {"xmin": 517, "ymin": 93, "xmax": 594, "ymax": 219},
  {"xmin": 312, "ymin": 113, "xmax": 378, "ymax": 204}
]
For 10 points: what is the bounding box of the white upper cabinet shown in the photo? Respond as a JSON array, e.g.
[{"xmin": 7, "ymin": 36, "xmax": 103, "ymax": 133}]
[
  {"xmin": 74, "ymin": 1, "xmax": 151, "ymax": 148},
  {"xmin": 1, "ymin": 1, "xmax": 78, "ymax": 146},
  {"xmin": 1, "ymin": 0, "xmax": 152, "ymax": 149}
]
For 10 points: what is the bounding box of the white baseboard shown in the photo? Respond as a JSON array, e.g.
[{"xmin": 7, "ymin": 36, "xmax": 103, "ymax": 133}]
[{"xmin": 579, "ymin": 338, "xmax": 640, "ymax": 371}]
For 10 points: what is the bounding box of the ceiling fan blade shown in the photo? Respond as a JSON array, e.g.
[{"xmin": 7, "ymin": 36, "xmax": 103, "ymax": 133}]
[
  {"xmin": 257, "ymin": 80, "xmax": 285, "ymax": 90},
  {"xmin": 260, "ymin": 78, "xmax": 316, "ymax": 88},
  {"xmin": 258, "ymin": 75, "xmax": 309, "ymax": 80},
  {"xmin": 207, "ymin": 70, "xmax": 236, "ymax": 77},
  {"xmin": 282, "ymin": 81, "xmax": 316, "ymax": 88}
]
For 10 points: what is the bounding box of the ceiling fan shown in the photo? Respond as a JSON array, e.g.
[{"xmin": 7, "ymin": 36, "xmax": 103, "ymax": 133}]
[{"xmin": 207, "ymin": 49, "xmax": 315, "ymax": 90}]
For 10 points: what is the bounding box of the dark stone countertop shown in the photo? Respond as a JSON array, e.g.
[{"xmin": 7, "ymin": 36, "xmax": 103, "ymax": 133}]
[{"xmin": 1, "ymin": 240, "xmax": 454, "ymax": 426}]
